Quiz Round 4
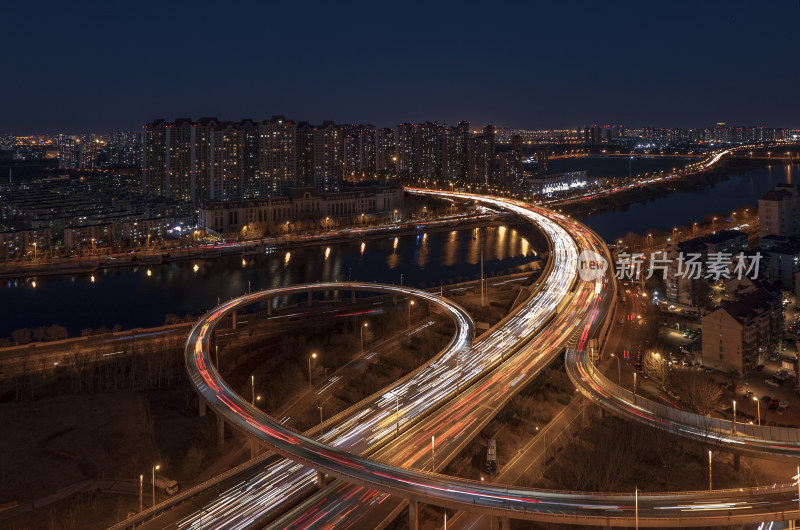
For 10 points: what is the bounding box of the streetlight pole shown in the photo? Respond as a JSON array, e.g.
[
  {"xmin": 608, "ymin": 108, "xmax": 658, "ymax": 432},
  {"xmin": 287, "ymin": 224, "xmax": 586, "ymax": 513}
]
[
  {"xmin": 251, "ymin": 374, "xmax": 255, "ymax": 406},
  {"xmin": 408, "ymin": 300, "xmax": 414, "ymax": 328},
  {"xmin": 139, "ymin": 474, "xmax": 143, "ymax": 513},
  {"xmin": 708, "ymin": 450, "xmax": 712, "ymax": 490},
  {"xmin": 152, "ymin": 464, "xmax": 160, "ymax": 507},
  {"xmin": 633, "ymin": 372, "xmax": 637, "ymax": 400},
  {"xmin": 754, "ymin": 396, "xmax": 760, "ymax": 426},
  {"xmin": 318, "ymin": 405, "xmax": 324, "ymax": 438},
  {"xmin": 732, "ymin": 400, "xmax": 737, "ymax": 434},
  {"xmin": 611, "ymin": 353, "xmax": 621, "ymax": 385},
  {"xmin": 634, "ymin": 486, "xmax": 638, "ymax": 530},
  {"xmin": 431, "ymin": 435, "xmax": 435, "ymax": 473},
  {"xmin": 396, "ymin": 395, "xmax": 400, "ymax": 436},
  {"xmin": 361, "ymin": 323, "xmax": 368, "ymax": 352},
  {"xmin": 456, "ymin": 359, "xmax": 460, "ymax": 394},
  {"xmin": 308, "ymin": 353, "xmax": 317, "ymax": 390}
]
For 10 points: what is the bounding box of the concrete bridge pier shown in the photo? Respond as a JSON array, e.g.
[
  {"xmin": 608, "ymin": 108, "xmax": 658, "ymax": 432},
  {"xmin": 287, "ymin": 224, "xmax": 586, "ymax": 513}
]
[
  {"xmin": 199, "ymin": 399, "xmax": 206, "ymax": 417},
  {"xmin": 217, "ymin": 415, "xmax": 225, "ymax": 446},
  {"xmin": 267, "ymin": 300, "xmax": 272, "ymax": 315},
  {"xmin": 249, "ymin": 438, "xmax": 259, "ymax": 458},
  {"xmin": 308, "ymin": 291, "xmax": 313, "ymax": 307},
  {"xmin": 408, "ymin": 498, "xmax": 418, "ymax": 530},
  {"xmin": 316, "ymin": 471, "xmax": 326, "ymax": 489},
  {"xmin": 232, "ymin": 311, "xmax": 237, "ymax": 329}
]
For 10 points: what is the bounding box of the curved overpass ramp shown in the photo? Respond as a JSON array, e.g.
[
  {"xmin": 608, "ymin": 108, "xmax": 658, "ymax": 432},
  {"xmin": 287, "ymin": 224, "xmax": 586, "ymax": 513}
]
[{"xmin": 179, "ymin": 192, "xmax": 800, "ymax": 528}]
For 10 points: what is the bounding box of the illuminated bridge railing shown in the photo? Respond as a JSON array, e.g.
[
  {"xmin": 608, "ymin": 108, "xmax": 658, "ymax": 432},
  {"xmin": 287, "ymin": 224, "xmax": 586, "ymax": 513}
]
[{"xmin": 572, "ymin": 348, "xmax": 800, "ymax": 448}]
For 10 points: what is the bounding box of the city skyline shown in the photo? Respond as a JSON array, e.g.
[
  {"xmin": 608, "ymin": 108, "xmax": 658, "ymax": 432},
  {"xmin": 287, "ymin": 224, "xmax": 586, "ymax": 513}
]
[{"xmin": 2, "ymin": 1, "xmax": 799, "ymax": 133}]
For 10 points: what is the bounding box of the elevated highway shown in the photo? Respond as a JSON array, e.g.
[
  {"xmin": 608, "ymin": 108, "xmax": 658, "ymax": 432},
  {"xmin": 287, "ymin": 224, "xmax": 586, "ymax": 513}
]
[{"xmin": 123, "ymin": 191, "xmax": 800, "ymax": 529}]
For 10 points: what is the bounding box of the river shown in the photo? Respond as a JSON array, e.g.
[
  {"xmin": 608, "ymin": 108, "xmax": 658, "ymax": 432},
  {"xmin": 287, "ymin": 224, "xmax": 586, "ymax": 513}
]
[
  {"xmin": 6, "ymin": 160, "xmax": 798, "ymax": 338},
  {"xmin": 580, "ymin": 163, "xmax": 799, "ymax": 241},
  {"xmin": 1, "ymin": 225, "xmax": 542, "ymax": 337}
]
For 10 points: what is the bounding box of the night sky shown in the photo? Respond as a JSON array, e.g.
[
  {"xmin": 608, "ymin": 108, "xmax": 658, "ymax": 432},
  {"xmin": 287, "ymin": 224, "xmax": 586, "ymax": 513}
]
[{"xmin": 2, "ymin": 0, "xmax": 799, "ymax": 133}]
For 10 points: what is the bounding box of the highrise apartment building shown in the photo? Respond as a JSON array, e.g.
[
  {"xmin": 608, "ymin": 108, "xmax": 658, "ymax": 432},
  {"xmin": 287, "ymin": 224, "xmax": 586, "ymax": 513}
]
[
  {"xmin": 312, "ymin": 121, "xmax": 343, "ymax": 193},
  {"xmin": 395, "ymin": 123, "xmax": 416, "ymax": 177},
  {"xmin": 258, "ymin": 116, "xmax": 297, "ymax": 197},
  {"xmin": 415, "ymin": 121, "xmax": 439, "ymax": 180}
]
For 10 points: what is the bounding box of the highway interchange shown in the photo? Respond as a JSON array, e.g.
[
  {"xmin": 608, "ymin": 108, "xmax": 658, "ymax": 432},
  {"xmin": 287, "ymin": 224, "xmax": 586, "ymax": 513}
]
[{"xmin": 123, "ymin": 189, "xmax": 800, "ymax": 529}]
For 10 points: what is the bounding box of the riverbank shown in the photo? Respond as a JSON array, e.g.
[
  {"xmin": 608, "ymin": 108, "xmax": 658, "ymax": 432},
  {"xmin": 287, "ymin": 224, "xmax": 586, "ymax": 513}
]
[
  {"xmin": 0, "ymin": 212, "xmax": 510, "ymax": 281},
  {"xmin": 560, "ymin": 156, "xmax": 774, "ymax": 219}
]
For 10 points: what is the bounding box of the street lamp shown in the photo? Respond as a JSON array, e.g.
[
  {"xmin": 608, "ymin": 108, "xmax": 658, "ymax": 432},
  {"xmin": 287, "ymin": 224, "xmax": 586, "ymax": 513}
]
[
  {"xmin": 753, "ymin": 396, "xmax": 760, "ymax": 426},
  {"xmin": 431, "ymin": 435, "xmax": 436, "ymax": 473},
  {"xmin": 712, "ymin": 217, "xmax": 718, "ymax": 233},
  {"xmin": 633, "ymin": 372, "xmax": 637, "ymax": 400},
  {"xmin": 610, "ymin": 353, "xmax": 621, "ymax": 384},
  {"xmin": 139, "ymin": 474, "xmax": 143, "ymax": 513},
  {"xmin": 708, "ymin": 450, "xmax": 712, "ymax": 490},
  {"xmin": 361, "ymin": 322, "xmax": 368, "ymax": 353},
  {"xmin": 408, "ymin": 300, "xmax": 414, "ymax": 328},
  {"xmin": 318, "ymin": 405, "xmax": 324, "ymax": 438},
  {"xmin": 396, "ymin": 395, "xmax": 401, "ymax": 436},
  {"xmin": 152, "ymin": 464, "xmax": 160, "ymax": 507},
  {"xmin": 308, "ymin": 353, "xmax": 317, "ymax": 390},
  {"xmin": 251, "ymin": 374, "xmax": 255, "ymax": 406},
  {"xmin": 732, "ymin": 399, "xmax": 737, "ymax": 433}
]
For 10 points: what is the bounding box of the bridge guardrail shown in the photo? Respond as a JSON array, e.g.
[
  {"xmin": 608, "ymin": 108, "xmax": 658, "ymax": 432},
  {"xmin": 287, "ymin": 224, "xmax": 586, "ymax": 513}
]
[{"xmin": 574, "ymin": 348, "xmax": 800, "ymax": 446}]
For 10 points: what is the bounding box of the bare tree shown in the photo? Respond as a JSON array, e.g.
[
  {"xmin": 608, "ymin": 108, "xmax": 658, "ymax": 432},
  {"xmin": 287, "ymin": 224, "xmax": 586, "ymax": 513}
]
[
  {"xmin": 642, "ymin": 349, "xmax": 671, "ymax": 390},
  {"xmin": 676, "ymin": 371, "xmax": 722, "ymax": 416}
]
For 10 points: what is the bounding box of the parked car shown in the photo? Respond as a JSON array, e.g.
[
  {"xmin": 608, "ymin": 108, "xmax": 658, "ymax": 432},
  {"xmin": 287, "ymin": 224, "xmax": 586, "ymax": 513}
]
[
  {"xmin": 765, "ymin": 378, "xmax": 781, "ymax": 388},
  {"xmin": 768, "ymin": 399, "xmax": 780, "ymax": 412}
]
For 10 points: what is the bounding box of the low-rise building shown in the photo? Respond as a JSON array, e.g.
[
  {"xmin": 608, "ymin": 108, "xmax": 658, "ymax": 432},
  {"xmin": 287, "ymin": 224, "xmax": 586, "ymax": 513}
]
[
  {"xmin": 701, "ymin": 287, "xmax": 783, "ymax": 374},
  {"xmin": 199, "ymin": 181, "xmax": 403, "ymax": 237},
  {"xmin": 759, "ymin": 184, "xmax": 800, "ymax": 238},
  {"xmin": 120, "ymin": 217, "xmax": 190, "ymax": 242},
  {"xmin": 63, "ymin": 223, "xmax": 113, "ymax": 251},
  {"xmin": 527, "ymin": 170, "xmax": 587, "ymax": 195},
  {"xmin": 0, "ymin": 228, "xmax": 51, "ymax": 261},
  {"xmin": 763, "ymin": 238, "xmax": 800, "ymax": 288},
  {"xmin": 664, "ymin": 229, "xmax": 750, "ymax": 304}
]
